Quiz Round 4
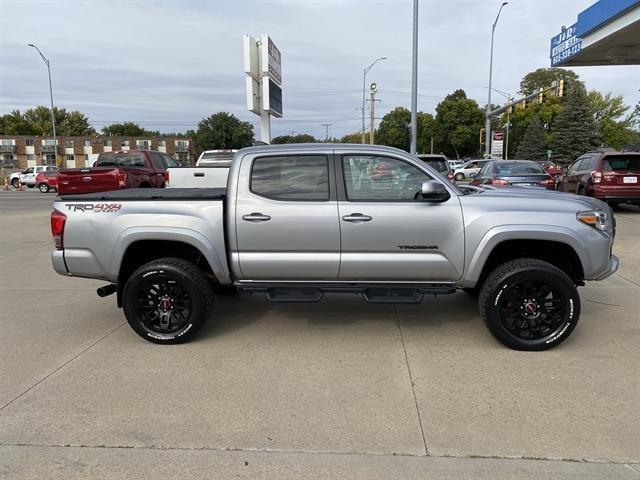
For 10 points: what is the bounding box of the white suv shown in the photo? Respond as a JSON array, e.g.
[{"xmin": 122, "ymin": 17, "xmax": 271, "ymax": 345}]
[{"xmin": 10, "ymin": 165, "xmax": 58, "ymax": 188}]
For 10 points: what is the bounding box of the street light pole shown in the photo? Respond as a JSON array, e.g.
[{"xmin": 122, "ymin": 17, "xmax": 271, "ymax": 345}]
[
  {"xmin": 485, "ymin": 2, "xmax": 508, "ymax": 158},
  {"xmin": 28, "ymin": 44, "xmax": 57, "ymax": 166},
  {"xmin": 362, "ymin": 57, "xmax": 386, "ymax": 144},
  {"xmin": 410, "ymin": 0, "xmax": 418, "ymax": 155}
]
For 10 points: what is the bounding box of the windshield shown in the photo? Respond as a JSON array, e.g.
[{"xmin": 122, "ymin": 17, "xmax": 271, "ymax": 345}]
[
  {"xmin": 198, "ymin": 151, "xmax": 235, "ymax": 167},
  {"xmin": 419, "ymin": 158, "xmax": 448, "ymax": 174},
  {"xmin": 96, "ymin": 153, "xmax": 146, "ymax": 167},
  {"xmin": 495, "ymin": 161, "xmax": 545, "ymax": 175},
  {"xmin": 603, "ymin": 155, "xmax": 640, "ymax": 171}
]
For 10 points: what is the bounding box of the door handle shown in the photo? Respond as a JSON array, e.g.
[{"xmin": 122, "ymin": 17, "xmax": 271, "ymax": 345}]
[
  {"xmin": 342, "ymin": 213, "xmax": 372, "ymax": 223},
  {"xmin": 242, "ymin": 212, "xmax": 271, "ymax": 222}
]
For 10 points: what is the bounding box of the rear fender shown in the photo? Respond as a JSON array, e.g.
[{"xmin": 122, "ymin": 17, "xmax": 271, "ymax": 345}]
[{"xmin": 110, "ymin": 226, "xmax": 231, "ymax": 285}]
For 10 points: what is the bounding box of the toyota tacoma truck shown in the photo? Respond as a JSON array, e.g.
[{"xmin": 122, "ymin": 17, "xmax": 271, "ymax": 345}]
[{"xmin": 50, "ymin": 144, "xmax": 618, "ymax": 350}]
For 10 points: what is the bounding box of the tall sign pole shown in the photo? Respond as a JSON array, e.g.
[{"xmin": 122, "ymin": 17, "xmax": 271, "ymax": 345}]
[
  {"xmin": 410, "ymin": 0, "xmax": 418, "ymax": 155},
  {"xmin": 244, "ymin": 34, "xmax": 282, "ymax": 144}
]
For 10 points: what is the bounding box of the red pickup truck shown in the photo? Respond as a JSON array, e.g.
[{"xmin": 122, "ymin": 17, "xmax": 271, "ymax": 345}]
[{"xmin": 57, "ymin": 150, "xmax": 178, "ymax": 195}]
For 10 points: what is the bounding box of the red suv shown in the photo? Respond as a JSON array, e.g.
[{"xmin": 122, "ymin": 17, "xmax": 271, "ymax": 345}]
[
  {"xmin": 558, "ymin": 150, "xmax": 640, "ymax": 207},
  {"xmin": 36, "ymin": 170, "xmax": 59, "ymax": 193}
]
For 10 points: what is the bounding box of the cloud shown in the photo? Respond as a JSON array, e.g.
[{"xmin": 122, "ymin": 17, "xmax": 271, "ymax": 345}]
[{"xmin": 1, "ymin": 0, "xmax": 638, "ymax": 139}]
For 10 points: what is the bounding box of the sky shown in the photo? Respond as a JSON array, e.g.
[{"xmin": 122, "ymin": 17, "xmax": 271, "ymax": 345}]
[{"xmin": 1, "ymin": 0, "xmax": 639, "ymax": 140}]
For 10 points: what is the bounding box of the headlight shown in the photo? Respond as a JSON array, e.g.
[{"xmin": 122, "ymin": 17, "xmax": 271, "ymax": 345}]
[{"xmin": 577, "ymin": 210, "xmax": 609, "ymax": 231}]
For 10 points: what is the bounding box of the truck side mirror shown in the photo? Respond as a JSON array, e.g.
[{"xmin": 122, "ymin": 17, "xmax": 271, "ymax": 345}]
[{"xmin": 420, "ymin": 180, "xmax": 450, "ymax": 202}]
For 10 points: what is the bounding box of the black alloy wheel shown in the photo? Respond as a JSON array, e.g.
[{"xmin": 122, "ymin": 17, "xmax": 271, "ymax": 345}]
[
  {"xmin": 479, "ymin": 258, "xmax": 580, "ymax": 350},
  {"xmin": 123, "ymin": 257, "xmax": 213, "ymax": 344}
]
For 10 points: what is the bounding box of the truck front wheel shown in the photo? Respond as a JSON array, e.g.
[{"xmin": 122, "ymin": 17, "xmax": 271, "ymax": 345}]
[
  {"xmin": 478, "ymin": 258, "xmax": 580, "ymax": 351},
  {"xmin": 122, "ymin": 257, "xmax": 214, "ymax": 344}
]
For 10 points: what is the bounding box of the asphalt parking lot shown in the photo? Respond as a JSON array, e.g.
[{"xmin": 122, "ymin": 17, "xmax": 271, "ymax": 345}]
[{"xmin": 1, "ymin": 189, "xmax": 639, "ymax": 479}]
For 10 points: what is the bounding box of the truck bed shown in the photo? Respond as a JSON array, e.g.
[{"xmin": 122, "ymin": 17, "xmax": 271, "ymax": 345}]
[{"xmin": 58, "ymin": 187, "xmax": 227, "ymax": 202}]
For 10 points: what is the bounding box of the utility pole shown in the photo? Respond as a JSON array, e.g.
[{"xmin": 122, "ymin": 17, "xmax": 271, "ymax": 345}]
[
  {"xmin": 410, "ymin": 0, "xmax": 418, "ymax": 155},
  {"xmin": 362, "ymin": 57, "xmax": 386, "ymax": 144},
  {"xmin": 322, "ymin": 123, "xmax": 332, "ymax": 141},
  {"xmin": 369, "ymin": 89, "xmax": 377, "ymax": 144},
  {"xmin": 430, "ymin": 135, "xmax": 434, "ymax": 154}
]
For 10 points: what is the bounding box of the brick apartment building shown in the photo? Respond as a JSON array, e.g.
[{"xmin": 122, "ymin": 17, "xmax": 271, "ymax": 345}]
[{"xmin": 0, "ymin": 135, "xmax": 195, "ymax": 170}]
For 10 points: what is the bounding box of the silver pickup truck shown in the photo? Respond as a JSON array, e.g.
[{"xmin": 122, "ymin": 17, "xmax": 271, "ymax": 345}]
[{"xmin": 50, "ymin": 144, "xmax": 618, "ymax": 350}]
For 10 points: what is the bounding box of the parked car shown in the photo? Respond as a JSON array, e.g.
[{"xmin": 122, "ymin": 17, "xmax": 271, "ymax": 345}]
[
  {"xmin": 57, "ymin": 150, "xmax": 178, "ymax": 195},
  {"xmin": 417, "ymin": 154, "xmax": 454, "ymax": 182},
  {"xmin": 453, "ymin": 159, "xmax": 489, "ymax": 181},
  {"xmin": 558, "ymin": 150, "xmax": 640, "ymax": 207},
  {"xmin": 447, "ymin": 159, "xmax": 464, "ymax": 169},
  {"xmin": 538, "ymin": 160, "xmax": 563, "ymax": 178},
  {"xmin": 10, "ymin": 165, "xmax": 57, "ymax": 188},
  {"xmin": 51, "ymin": 143, "xmax": 617, "ymax": 351},
  {"xmin": 36, "ymin": 170, "xmax": 59, "ymax": 193},
  {"xmin": 471, "ymin": 160, "xmax": 557, "ymax": 190}
]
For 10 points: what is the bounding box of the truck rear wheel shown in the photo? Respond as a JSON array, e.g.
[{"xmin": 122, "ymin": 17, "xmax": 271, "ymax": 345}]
[
  {"xmin": 122, "ymin": 257, "xmax": 213, "ymax": 344},
  {"xmin": 478, "ymin": 258, "xmax": 580, "ymax": 351}
]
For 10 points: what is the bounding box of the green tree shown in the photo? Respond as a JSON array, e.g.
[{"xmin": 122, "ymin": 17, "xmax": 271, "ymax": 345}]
[
  {"xmin": 416, "ymin": 112, "xmax": 435, "ymax": 154},
  {"xmin": 519, "ymin": 68, "xmax": 580, "ymax": 96},
  {"xmin": 20, "ymin": 106, "xmax": 96, "ymax": 136},
  {"xmin": 433, "ymin": 89, "xmax": 485, "ymax": 158},
  {"xmin": 272, "ymin": 133, "xmax": 317, "ymax": 144},
  {"xmin": 194, "ymin": 112, "xmax": 254, "ymax": 151},
  {"xmin": 0, "ymin": 111, "xmax": 36, "ymax": 135},
  {"xmin": 340, "ymin": 132, "xmax": 363, "ymax": 143},
  {"xmin": 102, "ymin": 122, "xmax": 155, "ymax": 137},
  {"xmin": 376, "ymin": 107, "xmax": 411, "ymax": 151},
  {"xmin": 550, "ymin": 82, "xmax": 599, "ymax": 165},
  {"xmin": 515, "ymin": 116, "xmax": 547, "ymax": 160}
]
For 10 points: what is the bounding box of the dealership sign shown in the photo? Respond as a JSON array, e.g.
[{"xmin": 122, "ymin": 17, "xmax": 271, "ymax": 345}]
[
  {"xmin": 261, "ymin": 34, "xmax": 282, "ymax": 86},
  {"xmin": 491, "ymin": 131, "xmax": 504, "ymax": 159},
  {"xmin": 243, "ymin": 34, "xmax": 284, "ymax": 140},
  {"xmin": 550, "ymin": 24, "xmax": 582, "ymax": 67}
]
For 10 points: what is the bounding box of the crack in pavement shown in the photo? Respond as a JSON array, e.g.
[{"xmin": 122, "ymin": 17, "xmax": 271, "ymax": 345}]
[
  {"xmin": 1, "ymin": 442, "xmax": 638, "ymax": 467},
  {"xmin": 0, "ymin": 322, "xmax": 126, "ymax": 412},
  {"xmin": 393, "ymin": 305, "xmax": 428, "ymax": 456}
]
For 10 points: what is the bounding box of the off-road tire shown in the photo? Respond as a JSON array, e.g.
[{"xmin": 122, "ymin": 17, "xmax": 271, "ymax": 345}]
[
  {"xmin": 478, "ymin": 258, "xmax": 580, "ymax": 351},
  {"xmin": 123, "ymin": 257, "xmax": 214, "ymax": 344}
]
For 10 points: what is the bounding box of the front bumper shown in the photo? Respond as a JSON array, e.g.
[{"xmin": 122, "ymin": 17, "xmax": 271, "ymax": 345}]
[{"xmin": 595, "ymin": 255, "xmax": 619, "ymax": 281}]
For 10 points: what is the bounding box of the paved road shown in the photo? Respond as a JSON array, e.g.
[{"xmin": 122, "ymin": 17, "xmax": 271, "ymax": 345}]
[{"xmin": 1, "ymin": 192, "xmax": 638, "ymax": 479}]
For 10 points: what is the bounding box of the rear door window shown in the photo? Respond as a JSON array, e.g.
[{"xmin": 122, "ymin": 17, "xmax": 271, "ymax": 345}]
[
  {"xmin": 149, "ymin": 152, "xmax": 165, "ymax": 170},
  {"xmin": 251, "ymin": 155, "xmax": 329, "ymax": 201},
  {"xmin": 162, "ymin": 154, "xmax": 178, "ymax": 167},
  {"xmin": 602, "ymin": 155, "xmax": 640, "ymax": 171}
]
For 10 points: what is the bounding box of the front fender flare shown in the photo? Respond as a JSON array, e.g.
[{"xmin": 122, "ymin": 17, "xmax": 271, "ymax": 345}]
[{"xmin": 464, "ymin": 225, "xmax": 589, "ymax": 286}]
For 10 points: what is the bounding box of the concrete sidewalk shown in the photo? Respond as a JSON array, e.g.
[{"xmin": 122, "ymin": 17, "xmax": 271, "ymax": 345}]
[{"xmin": 1, "ymin": 192, "xmax": 638, "ymax": 479}]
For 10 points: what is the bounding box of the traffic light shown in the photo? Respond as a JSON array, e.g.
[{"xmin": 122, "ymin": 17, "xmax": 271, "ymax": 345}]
[
  {"xmin": 479, "ymin": 128, "xmax": 485, "ymax": 146},
  {"xmin": 557, "ymin": 79, "xmax": 564, "ymax": 98}
]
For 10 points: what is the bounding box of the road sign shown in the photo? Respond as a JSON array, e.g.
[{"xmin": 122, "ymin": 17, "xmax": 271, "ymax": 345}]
[
  {"xmin": 491, "ymin": 131, "xmax": 504, "ymax": 159},
  {"xmin": 550, "ymin": 24, "xmax": 582, "ymax": 67},
  {"xmin": 261, "ymin": 34, "xmax": 282, "ymax": 86}
]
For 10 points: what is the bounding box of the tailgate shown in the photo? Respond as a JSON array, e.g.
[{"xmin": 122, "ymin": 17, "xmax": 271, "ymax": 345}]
[
  {"xmin": 167, "ymin": 167, "xmax": 229, "ymax": 188},
  {"xmin": 58, "ymin": 168, "xmax": 122, "ymax": 195}
]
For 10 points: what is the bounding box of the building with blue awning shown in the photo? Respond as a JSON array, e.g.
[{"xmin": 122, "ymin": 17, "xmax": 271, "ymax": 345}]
[{"xmin": 550, "ymin": 0, "xmax": 639, "ymax": 66}]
